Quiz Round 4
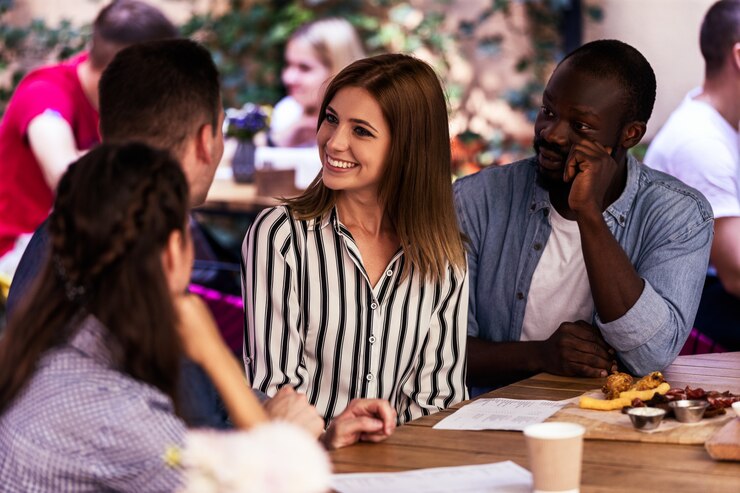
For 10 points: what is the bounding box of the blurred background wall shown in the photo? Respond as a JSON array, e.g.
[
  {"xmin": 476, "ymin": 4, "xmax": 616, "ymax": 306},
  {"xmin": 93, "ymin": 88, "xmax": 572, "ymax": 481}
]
[
  {"xmin": 0, "ymin": 0, "xmax": 721, "ymax": 155},
  {"xmin": 585, "ymin": 0, "xmax": 716, "ymax": 139}
]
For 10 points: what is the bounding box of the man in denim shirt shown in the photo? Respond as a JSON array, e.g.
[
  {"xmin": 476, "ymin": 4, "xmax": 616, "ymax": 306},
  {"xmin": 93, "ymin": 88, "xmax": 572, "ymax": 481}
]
[{"xmin": 455, "ymin": 40, "xmax": 713, "ymax": 393}]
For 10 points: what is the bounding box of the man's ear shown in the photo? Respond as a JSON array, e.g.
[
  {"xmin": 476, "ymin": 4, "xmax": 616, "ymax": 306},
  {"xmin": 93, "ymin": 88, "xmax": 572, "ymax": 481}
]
[
  {"xmin": 195, "ymin": 123, "xmax": 216, "ymax": 164},
  {"xmin": 732, "ymin": 42, "xmax": 740, "ymax": 71},
  {"xmin": 620, "ymin": 121, "xmax": 647, "ymax": 150}
]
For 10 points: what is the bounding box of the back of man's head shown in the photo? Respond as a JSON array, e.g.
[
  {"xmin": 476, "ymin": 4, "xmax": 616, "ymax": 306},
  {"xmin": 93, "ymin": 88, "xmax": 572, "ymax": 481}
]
[
  {"xmin": 700, "ymin": 0, "xmax": 740, "ymax": 78},
  {"xmin": 90, "ymin": 0, "xmax": 179, "ymax": 70},
  {"xmin": 99, "ymin": 39, "xmax": 220, "ymax": 158},
  {"xmin": 560, "ymin": 39, "xmax": 656, "ymax": 125}
]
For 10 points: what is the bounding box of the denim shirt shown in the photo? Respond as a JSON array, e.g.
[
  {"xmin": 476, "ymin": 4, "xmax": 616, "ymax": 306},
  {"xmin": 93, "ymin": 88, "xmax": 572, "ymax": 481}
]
[{"xmin": 453, "ymin": 155, "xmax": 713, "ymax": 375}]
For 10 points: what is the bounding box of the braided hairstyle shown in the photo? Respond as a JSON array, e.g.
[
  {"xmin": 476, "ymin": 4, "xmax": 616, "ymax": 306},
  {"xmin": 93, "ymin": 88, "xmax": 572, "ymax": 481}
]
[{"xmin": 0, "ymin": 143, "xmax": 190, "ymax": 414}]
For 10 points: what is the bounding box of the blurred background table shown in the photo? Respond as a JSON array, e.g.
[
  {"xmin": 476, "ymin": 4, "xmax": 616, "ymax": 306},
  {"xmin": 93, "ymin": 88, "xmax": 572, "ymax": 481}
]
[
  {"xmin": 201, "ymin": 177, "xmax": 283, "ymax": 213},
  {"xmin": 330, "ymin": 352, "xmax": 740, "ymax": 492}
]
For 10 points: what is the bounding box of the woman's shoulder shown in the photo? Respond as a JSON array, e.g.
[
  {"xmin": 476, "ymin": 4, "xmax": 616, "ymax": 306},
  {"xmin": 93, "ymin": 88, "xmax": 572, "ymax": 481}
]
[
  {"xmin": 253, "ymin": 205, "xmax": 304, "ymax": 230},
  {"xmin": 247, "ymin": 205, "xmax": 316, "ymax": 251},
  {"xmin": 270, "ymin": 96, "xmax": 303, "ymax": 130},
  {"xmin": 0, "ymin": 347, "xmax": 185, "ymax": 488}
]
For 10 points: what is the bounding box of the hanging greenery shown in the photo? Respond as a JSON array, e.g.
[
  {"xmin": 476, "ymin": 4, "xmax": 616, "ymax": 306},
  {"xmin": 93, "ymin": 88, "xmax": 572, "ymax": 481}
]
[{"xmin": 0, "ymin": 0, "xmax": 602, "ymax": 163}]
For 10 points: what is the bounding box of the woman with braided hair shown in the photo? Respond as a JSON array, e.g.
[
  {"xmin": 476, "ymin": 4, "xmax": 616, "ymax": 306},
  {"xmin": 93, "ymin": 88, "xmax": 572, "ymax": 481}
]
[{"xmin": 0, "ymin": 143, "xmax": 268, "ymax": 491}]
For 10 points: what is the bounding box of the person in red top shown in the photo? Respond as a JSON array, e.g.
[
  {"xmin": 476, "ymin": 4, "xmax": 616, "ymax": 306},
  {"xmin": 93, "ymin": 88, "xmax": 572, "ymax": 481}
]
[{"xmin": 0, "ymin": 0, "xmax": 178, "ymax": 279}]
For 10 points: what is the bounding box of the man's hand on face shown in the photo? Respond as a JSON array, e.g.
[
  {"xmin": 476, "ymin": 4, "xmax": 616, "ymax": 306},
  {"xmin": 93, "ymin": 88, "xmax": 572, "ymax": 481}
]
[
  {"xmin": 321, "ymin": 398, "xmax": 397, "ymax": 450},
  {"xmin": 563, "ymin": 136, "xmax": 619, "ymax": 216},
  {"xmin": 263, "ymin": 387, "xmax": 325, "ymax": 439},
  {"xmin": 539, "ymin": 320, "xmax": 617, "ymax": 378}
]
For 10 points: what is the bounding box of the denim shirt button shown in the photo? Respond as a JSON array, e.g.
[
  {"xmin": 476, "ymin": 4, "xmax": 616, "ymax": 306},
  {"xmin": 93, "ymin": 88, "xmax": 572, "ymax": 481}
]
[
  {"xmin": 533, "ymin": 243, "xmax": 542, "ymax": 251},
  {"xmin": 516, "ymin": 292, "xmax": 524, "ymax": 300}
]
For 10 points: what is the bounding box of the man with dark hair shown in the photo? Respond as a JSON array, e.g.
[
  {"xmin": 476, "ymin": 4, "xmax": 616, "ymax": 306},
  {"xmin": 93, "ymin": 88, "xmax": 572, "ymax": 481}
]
[
  {"xmin": 7, "ymin": 38, "xmax": 395, "ymax": 448},
  {"xmin": 646, "ymin": 0, "xmax": 740, "ymax": 350},
  {"xmin": 98, "ymin": 39, "xmax": 223, "ymax": 206},
  {"xmin": 455, "ymin": 39, "xmax": 713, "ymax": 393},
  {"xmin": 7, "ymin": 38, "xmax": 227, "ymax": 429},
  {"xmin": 0, "ymin": 0, "xmax": 178, "ymax": 280}
]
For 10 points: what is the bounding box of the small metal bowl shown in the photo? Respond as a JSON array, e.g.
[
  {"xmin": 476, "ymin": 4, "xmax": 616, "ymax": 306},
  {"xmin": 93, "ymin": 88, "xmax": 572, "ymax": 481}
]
[
  {"xmin": 627, "ymin": 407, "xmax": 666, "ymax": 430},
  {"xmin": 669, "ymin": 399, "xmax": 709, "ymax": 423},
  {"xmin": 731, "ymin": 401, "xmax": 740, "ymax": 418}
]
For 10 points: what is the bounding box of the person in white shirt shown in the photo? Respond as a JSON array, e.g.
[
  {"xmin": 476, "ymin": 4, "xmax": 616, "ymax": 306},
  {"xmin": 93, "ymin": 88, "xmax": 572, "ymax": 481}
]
[
  {"xmin": 645, "ymin": 0, "xmax": 740, "ymax": 350},
  {"xmin": 269, "ymin": 18, "xmax": 366, "ymax": 148}
]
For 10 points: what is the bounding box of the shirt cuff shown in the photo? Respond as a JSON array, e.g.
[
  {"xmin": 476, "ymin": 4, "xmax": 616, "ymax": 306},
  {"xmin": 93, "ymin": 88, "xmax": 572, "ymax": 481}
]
[{"xmin": 595, "ymin": 279, "xmax": 670, "ymax": 352}]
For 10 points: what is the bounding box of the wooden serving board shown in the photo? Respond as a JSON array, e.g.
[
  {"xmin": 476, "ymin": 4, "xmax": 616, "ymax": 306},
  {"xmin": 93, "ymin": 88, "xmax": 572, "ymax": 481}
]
[
  {"xmin": 705, "ymin": 419, "xmax": 740, "ymax": 461},
  {"xmin": 546, "ymin": 401, "xmax": 733, "ymax": 445}
]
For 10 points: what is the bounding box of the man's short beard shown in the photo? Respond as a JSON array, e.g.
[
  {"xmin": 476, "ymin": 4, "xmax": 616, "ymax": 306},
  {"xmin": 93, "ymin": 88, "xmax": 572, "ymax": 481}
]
[
  {"xmin": 531, "ymin": 130, "xmax": 623, "ymax": 193},
  {"xmin": 533, "ymin": 135, "xmax": 570, "ymax": 193},
  {"xmin": 536, "ymin": 167, "xmax": 572, "ymax": 193}
]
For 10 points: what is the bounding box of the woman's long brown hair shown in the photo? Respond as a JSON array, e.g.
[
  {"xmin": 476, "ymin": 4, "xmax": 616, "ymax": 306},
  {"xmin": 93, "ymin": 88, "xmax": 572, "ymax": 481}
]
[
  {"xmin": 285, "ymin": 53, "xmax": 466, "ymax": 282},
  {"xmin": 0, "ymin": 143, "xmax": 190, "ymax": 415}
]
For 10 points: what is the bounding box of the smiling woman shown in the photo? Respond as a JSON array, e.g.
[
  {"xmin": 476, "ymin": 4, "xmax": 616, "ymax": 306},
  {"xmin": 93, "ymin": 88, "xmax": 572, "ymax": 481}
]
[{"xmin": 242, "ymin": 54, "xmax": 469, "ymax": 430}]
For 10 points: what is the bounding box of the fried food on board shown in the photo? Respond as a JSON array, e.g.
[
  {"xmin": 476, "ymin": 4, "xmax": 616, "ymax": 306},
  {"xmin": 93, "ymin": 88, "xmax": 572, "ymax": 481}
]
[
  {"xmin": 581, "ymin": 382, "xmax": 671, "ymax": 411},
  {"xmin": 602, "ymin": 372, "xmax": 633, "ymax": 399},
  {"xmin": 601, "ymin": 371, "xmax": 666, "ymax": 400},
  {"xmin": 631, "ymin": 371, "xmax": 666, "ymax": 391}
]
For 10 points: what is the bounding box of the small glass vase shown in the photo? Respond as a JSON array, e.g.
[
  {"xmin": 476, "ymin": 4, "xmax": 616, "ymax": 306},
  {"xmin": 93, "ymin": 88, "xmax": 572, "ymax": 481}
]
[{"xmin": 232, "ymin": 140, "xmax": 256, "ymax": 183}]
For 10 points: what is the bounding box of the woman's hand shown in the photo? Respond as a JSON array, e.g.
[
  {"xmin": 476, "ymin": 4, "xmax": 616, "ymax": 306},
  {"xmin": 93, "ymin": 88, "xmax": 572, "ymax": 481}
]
[
  {"xmin": 321, "ymin": 398, "xmax": 397, "ymax": 450},
  {"xmin": 263, "ymin": 387, "xmax": 325, "ymax": 439}
]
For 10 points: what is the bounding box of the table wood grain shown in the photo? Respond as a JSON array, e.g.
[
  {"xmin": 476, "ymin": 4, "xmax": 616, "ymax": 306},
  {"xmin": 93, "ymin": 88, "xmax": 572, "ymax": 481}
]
[{"xmin": 330, "ymin": 352, "xmax": 740, "ymax": 492}]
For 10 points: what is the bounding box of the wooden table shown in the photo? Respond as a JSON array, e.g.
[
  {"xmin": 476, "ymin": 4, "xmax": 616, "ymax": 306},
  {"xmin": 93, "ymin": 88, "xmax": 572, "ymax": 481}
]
[
  {"xmin": 201, "ymin": 178, "xmax": 282, "ymax": 212},
  {"xmin": 330, "ymin": 352, "xmax": 740, "ymax": 492}
]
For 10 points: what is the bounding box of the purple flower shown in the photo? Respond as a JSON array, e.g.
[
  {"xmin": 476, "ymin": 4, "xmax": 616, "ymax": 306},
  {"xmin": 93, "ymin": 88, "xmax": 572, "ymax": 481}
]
[{"xmin": 226, "ymin": 103, "xmax": 271, "ymax": 141}]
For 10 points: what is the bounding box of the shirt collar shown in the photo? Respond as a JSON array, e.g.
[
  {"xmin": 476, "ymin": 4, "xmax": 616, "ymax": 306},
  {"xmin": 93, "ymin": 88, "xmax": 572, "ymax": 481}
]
[
  {"xmin": 306, "ymin": 207, "xmax": 336, "ymax": 231},
  {"xmin": 605, "ymin": 153, "xmax": 640, "ymax": 227},
  {"xmin": 67, "ymin": 314, "xmax": 115, "ymax": 368},
  {"xmin": 307, "ymin": 206, "xmax": 345, "ymax": 236}
]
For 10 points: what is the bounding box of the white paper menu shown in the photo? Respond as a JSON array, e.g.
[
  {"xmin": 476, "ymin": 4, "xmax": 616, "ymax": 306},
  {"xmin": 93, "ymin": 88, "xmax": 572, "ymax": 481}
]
[
  {"xmin": 433, "ymin": 398, "xmax": 572, "ymax": 431},
  {"xmin": 331, "ymin": 460, "xmax": 532, "ymax": 493}
]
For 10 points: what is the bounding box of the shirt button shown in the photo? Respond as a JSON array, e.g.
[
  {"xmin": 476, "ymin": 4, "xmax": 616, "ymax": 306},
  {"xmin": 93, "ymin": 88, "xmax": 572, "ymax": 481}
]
[
  {"xmin": 386, "ymin": 270, "xmax": 393, "ymax": 277},
  {"xmin": 369, "ymin": 335, "xmax": 376, "ymax": 344},
  {"xmin": 366, "ymin": 373, "xmax": 374, "ymax": 381},
  {"xmin": 533, "ymin": 243, "xmax": 542, "ymax": 251},
  {"xmin": 516, "ymin": 292, "xmax": 524, "ymax": 300},
  {"xmin": 370, "ymin": 302, "xmax": 378, "ymax": 310},
  {"xmin": 244, "ymin": 357, "xmax": 251, "ymax": 364}
]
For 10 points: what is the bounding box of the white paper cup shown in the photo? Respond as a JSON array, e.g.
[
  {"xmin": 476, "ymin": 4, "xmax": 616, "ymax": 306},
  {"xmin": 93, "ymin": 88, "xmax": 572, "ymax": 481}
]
[{"xmin": 523, "ymin": 422, "xmax": 585, "ymax": 493}]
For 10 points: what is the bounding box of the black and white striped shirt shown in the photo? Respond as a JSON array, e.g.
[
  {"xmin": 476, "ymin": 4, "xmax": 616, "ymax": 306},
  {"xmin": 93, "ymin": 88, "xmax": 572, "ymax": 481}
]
[{"xmin": 242, "ymin": 206, "xmax": 468, "ymax": 424}]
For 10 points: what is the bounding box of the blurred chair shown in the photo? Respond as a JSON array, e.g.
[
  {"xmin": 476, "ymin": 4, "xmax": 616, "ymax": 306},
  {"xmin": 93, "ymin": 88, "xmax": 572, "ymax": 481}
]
[
  {"xmin": 0, "ymin": 273, "xmax": 9, "ymax": 301},
  {"xmin": 0, "ymin": 273, "xmax": 10, "ymax": 334},
  {"xmin": 189, "ymin": 283, "xmax": 244, "ymax": 357},
  {"xmin": 679, "ymin": 328, "xmax": 727, "ymax": 356}
]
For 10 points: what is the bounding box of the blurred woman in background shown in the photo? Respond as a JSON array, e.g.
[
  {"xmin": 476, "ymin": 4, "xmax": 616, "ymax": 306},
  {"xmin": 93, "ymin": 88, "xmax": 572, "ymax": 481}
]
[{"xmin": 270, "ymin": 18, "xmax": 366, "ymax": 148}]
